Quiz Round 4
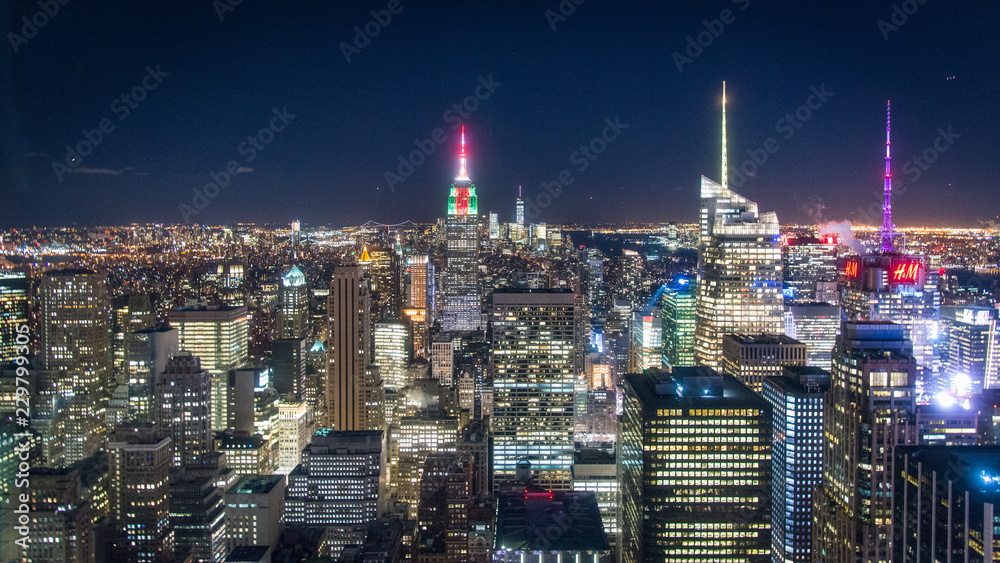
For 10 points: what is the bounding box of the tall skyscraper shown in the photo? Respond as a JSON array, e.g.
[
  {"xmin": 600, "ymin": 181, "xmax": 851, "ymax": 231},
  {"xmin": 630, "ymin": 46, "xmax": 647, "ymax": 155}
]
[
  {"xmin": 813, "ymin": 321, "xmax": 917, "ymax": 562},
  {"xmin": 783, "ymin": 302, "xmax": 841, "ymax": 370},
  {"xmin": 618, "ymin": 367, "xmax": 772, "ymax": 562},
  {"xmin": 326, "ymin": 265, "xmax": 372, "ymax": 431},
  {"xmin": 170, "ymin": 303, "xmax": 249, "ymax": 432},
  {"xmin": 284, "ymin": 430, "xmax": 383, "ymax": 526},
  {"xmin": 492, "ymin": 289, "xmax": 579, "ymax": 491},
  {"xmin": 112, "ymin": 293, "xmax": 155, "ymax": 384},
  {"xmin": 762, "ymin": 366, "xmax": 830, "ymax": 563},
  {"xmin": 443, "ymin": 126, "xmax": 482, "ymax": 332},
  {"xmin": 628, "ymin": 310, "xmax": 662, "ymax": 372},
  {"xmin": 0, "ymin": 270, "xmax": 28, "ymax": 363},
  {"xmin": 278, "ymin": 265, "xmax": 308, "ymax": 339},
  {"xmin": 782, "ymin": 234, "xmax": 839, "ymax": 302},
  {"xmin": 155, "ymin": 353, "xmax": 213, "ymax": 469},
  {"xmin": 695, "ymin": 85, "xmax": 784, "ymax": 368},
  {"xmin": 27, "ymin": 467, "xmax": 95, "ymax": 563},
  {"xmin": 40, "ymin": 269, "xmax": 112, "ymax": 464},
  {"xmin": 374, "ymin": 320, "xmax": 409, "ymax": 390},
  {"xmin": 108, "ymin": 424, "xmax": 173, "ymax": 563},
  {"xmin": 660, "ymin": 277, "xmax": 696, "ymax": 369},
  {"xmin": 840, "ymin": 102, "xmax": 940, "ymax": 390},
  {"xmin": 940, "ymin": 305, "xmax": 998, "ymax": 395}
]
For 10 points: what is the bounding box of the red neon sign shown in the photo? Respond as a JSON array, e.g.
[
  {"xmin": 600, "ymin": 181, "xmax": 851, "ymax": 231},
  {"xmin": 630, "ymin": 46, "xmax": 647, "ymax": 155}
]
[
  {"xmin": 844, "ymin": 258, "xmax": 860, "ymax": 278},
  {"xmin": 890, "ymin": 260, "xmax": 921, "ymax": 284}
]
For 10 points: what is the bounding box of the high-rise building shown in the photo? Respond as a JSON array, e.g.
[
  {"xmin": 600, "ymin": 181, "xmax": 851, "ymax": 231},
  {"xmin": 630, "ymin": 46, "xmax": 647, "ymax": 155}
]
[
  {"xmin": 915, "ymin": 402, "xmax": 978, "ymax": 445},
  {"xmin": 443, "ymin": 127, "xmax": 482, "ymax": 332},
  {"xmin": 225, "ymin": 474, "xmax": 286, "ymax": 551},
  {"xmin": 941, "ymin": 305, "xmax": 998, "ymax": 395},
  {"xmin": 571, "ymin": 449, "xmax": 618, "ymax": 548},
  {"xmin": 374, "ymin": 321, "xmax": 409, "ymax": 390},
  {"xmin": 617, "ymin": 367, "xmax": 772, "ymax": 562},
  {"xmin": 430, "ymin": 337, "xmax": 456, "ymax": 386},
  {"xmin": 271, "ymin": 337, "xmax": 307, "ymax": 398},
  {"xmin": 762, "ymin": 366, "xmax": 830, "ymax": 563},
  {"xmin": 291, "ymin": 219, "xmax": 301, "ymax": 248},
  {"xmin": 840, "ymin": 102, "xmax": 940, "ymax": 390},
  {"xmin": 628, "ymin": 310, "xmax": 661, "ymax": 372},
  {"xmin": 276, "ymin": 400, "xmax": 310, "ymax": 474},
  {"xmin": 285, "ymin": 430, "xmax": 383, "ymax": 526},
  {"xmin": 112, "ymin": 293, "xmax": 156, "ymax": 384},
  {"xmin": 169, "ymin": 465, "xmax": 228, "ymax": 563},
  {"xmin": 514, "ymin": 186, "xmax": 526, "ymax": 245},
  {"xmin": 695, "ymin": 84, "xmax": 783, "ymax": 368},
  {"xmin": 782, "ymin": 235, "xmax": 839, "ymax": 302},
  {"xmin": 171, "ymin": 304, "xmax": 249, "ymax": 432},
  {"xmin": 27, "ymin": 467, "xmax": 95, "ymax": 563},
  {"xmin": 488, "ymin": 212, "xmax": 499, "ymax": 241},
  {"xmin": 721, "ymin": 333, "xmax": 806, "ymax": 394},
  {"xmin": 278, "ymin": 266, "xmax": 309, "ymax": 339},
  {"xmin": 660, "ymin": 277, "xmax": 696, "ymax": 369},
  {"xmin": 893, "ymin": 446, "xmax": 1000, "ymax": 562},
  {"xmin": 414, "ymin": 452, "xmax": 475, "ymax": 562},
  {"xmin": 40, "ymin": 269, "xmax": 112, "ymax": 464},
  {"xmin": 326, "ymin": 265, "xmax": 372, "ymax": 431},
  {"xmin": 108, "ymin": 424, "xmax": 173, "ymax": 563},
  {"xmin": 155, "ymin": 353, "xmax": 213, "ymax": 469},
  {"xmin": 813, "ymin": 321, "xmax": 917, "ymax": 562},
  {"xmin": 396, "ymin": 413, "xmax": 459, "ymax": 518},
  {"xmin": 783, "ymin": 302, "xmax": 841, "ymax": 370},
  {"xmin": 127, "ymin": 325, "xmax": 178, "ymax": 421},
  {"xmin": 0, "ymin": 270, "xmax": 29, "ymax": 363},
  {"xmin": 492, "ymin": 289, "xmax": 579, "ymax": 491},
  {"xmin": 171, "ymin": 304, "xmax": 250, "ymax": 376},
  {"xmin": 216, "ymin": 432, "xmax": 271, "ymax": 477}
]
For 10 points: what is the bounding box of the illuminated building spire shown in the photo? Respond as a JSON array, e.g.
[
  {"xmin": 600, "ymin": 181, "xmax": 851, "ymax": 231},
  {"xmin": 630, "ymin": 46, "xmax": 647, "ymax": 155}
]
[
  {"xmin": 456, "ymin": 125, "xmax": 470, "ymax": 182},
  {"xmin": 722, "ymin": 81, "xmax": 728, "ymax": 190},
  {"xmin": 881, "ymin": 100, "xmax": 895, "ymax": 253}
]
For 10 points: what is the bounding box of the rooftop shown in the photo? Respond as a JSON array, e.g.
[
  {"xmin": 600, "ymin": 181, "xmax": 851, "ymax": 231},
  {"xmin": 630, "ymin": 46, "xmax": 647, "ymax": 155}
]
[
  {"xmin": 494, "ymin": 490, "xmax": 609, "ymax": 553},
  {"xmin": 227, "ymin": 474, "xmax": 285, "ymax": 496}
]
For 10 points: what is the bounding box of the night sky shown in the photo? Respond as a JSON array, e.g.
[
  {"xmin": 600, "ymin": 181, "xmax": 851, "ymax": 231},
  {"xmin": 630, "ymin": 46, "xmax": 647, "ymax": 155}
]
[{"xmin": 1, "ymin": 0, "xmax": 997, "ymax": 228}]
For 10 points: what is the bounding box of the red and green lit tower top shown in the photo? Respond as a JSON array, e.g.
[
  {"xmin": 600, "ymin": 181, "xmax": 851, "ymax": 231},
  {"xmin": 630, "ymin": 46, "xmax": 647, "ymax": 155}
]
[{"xmin": 447, "ymin": 125, "xmax": 478, "ymax": 216}]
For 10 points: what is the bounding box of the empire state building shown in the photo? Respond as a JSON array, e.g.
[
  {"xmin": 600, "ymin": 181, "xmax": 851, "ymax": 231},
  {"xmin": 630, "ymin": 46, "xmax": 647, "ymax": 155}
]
[{"xmin": 442, "ymin": 126, "xmax": 482, "ymax": 332}]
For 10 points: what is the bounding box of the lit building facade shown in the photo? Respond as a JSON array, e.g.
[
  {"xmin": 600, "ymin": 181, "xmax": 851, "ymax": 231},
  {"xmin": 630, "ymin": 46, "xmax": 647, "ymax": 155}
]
[
  {"xmin": 721, "ymin": 333, "xmax": 806, "ymax": 394},
  {"xmin": 278, "ymin": 266, "xmax": 308, "ymax": 339},
  {"xmin": 762, "ymin": 366, "xmax": 830, "ymax": 563},
  {"xmin": 326, "ymin": 265, "xmax": 372, "ymax": 431},
  {"xmin": 893, "ymin": 446, "xmax": 1000, "ymax": 562},
  {"xmin": 783, "ymin": 302, "xmax": 840, "ymax": 371},
  {"xmin": 782, "ymin": 235, "xmax": 838, "ymax": 302},
  {"xmin": 660, "ymin": 278, "xmax": 696, "ymax": 369},
  {"xmin": 374, "ymin": 321, "xmax": 409, "ymax": 390},
  {"xmin": 941, "ymin": 305, "xmax": 998, "ymax": 396},
  {"xmin": 284, "ymin": 430, "xmax": 383, "ymax": 526},
  {"xmin": 695, "ymin": 177, "xmax": 784, "ymax": 368},
  {"xmin": 276, "ymin": 400, "xmax": 310, "ymax": 474},
  {"xmin": 813, "ymin": 321, "xmax": 917, "ymax": 563},
  {"xmin": 492, "ymin": 289, "xmax": 579, "ymax": 491},
  {"xmin": 154, "ymin": 353, "xmax": 213, "ymax": 469},
  {"xmin": 618, "ymin": 368, "xmax": 772, "ymax": 562},
  {"xmin": 224, "ymin": 474, "xmax": 285, "ymax": 551},
  {"xmin": 108, "ymin": 424, "xmax": 173, "ymax": 563},
  {"xmin": 443, "ymin": 127, "xmax": 482, "ymax": 332},
  {"xmin": 629, "ymin": 311, "xmax": 662, "ymax": 372},
  {"xmin": 0, "ymin": 270, "xmax": 28, "ymax": 363}
]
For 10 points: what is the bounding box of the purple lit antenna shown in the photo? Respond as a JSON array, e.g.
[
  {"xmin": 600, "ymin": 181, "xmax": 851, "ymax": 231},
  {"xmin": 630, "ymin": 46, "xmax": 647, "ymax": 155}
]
[{"xmin": 881, "ymin": 100, "xmax": 895, "ymax": 253}]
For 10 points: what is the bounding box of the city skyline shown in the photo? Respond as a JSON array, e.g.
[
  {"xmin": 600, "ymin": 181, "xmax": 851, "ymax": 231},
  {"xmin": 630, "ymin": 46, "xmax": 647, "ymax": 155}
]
[{"xmin": 2, "ymin": 1, "xmax": 998, "ymax": 228}]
